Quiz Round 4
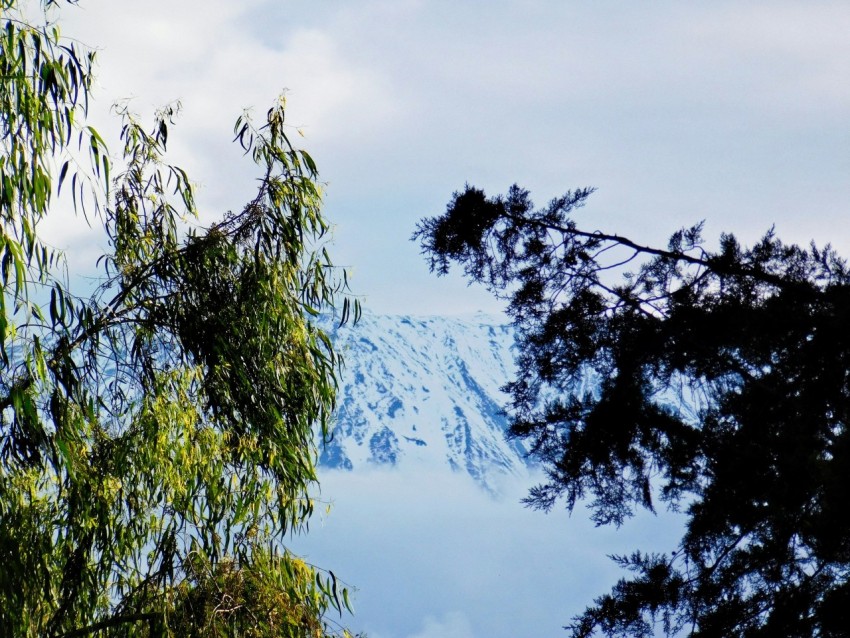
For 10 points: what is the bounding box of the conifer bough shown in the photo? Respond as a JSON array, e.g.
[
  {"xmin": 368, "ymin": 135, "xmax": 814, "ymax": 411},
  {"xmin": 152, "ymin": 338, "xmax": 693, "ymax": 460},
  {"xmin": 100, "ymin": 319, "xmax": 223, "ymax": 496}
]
[{"xmin": 416, "ymin": 183, "xmax": 850, "ymax": 637}]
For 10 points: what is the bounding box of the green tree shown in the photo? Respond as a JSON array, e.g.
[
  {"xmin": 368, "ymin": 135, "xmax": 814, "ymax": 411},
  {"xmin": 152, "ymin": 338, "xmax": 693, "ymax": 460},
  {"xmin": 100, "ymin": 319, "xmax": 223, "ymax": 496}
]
[
  {"xmin": 416, "ymin": 184, "xmax": 850, "ymax": 637},
  {"xmin": 1, "ymin": 1, "xmax": 358, "ymax": 635}
]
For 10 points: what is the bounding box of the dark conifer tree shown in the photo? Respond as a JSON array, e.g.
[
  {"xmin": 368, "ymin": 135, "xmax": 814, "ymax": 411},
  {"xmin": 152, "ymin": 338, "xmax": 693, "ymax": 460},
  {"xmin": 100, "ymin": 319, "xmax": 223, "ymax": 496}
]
[{"xmin": 415, "ymin": 185, "xmax": 850, "ymax": 637}]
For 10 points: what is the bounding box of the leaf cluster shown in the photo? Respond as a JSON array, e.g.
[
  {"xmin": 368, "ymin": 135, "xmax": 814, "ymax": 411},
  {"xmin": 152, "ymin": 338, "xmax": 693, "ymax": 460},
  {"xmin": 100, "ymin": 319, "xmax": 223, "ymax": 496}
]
[
  {"xmin": 0, "ymin": 2, "xmax": 358, "ymax": 635},
  {"xmin": 0, "ymin": 0, "xmax": 105, "ymax": 354},
  {"xmin": 160, "ymin": 550, "xmax": 360, "ymax": 638}
]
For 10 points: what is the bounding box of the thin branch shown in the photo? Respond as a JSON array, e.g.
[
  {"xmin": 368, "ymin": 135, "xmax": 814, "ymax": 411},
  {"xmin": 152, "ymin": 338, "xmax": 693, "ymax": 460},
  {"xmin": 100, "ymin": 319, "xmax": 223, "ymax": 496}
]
[{"xmin": 504, "ymin": 212, "xmax": 807, "ymax": 293}]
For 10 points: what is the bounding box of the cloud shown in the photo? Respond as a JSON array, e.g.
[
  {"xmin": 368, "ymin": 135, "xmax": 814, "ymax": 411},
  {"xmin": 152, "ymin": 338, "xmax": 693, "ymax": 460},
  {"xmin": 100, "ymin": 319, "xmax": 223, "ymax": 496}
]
[
  {"xmin": 34, "ymin": 0, "xmax": 850, "ymax": 315},
  {"xmin": 53, "ymin": 0, "xmax": 400, "ymax": 233},
  {"xmin": 687, "ymin": 2, "xmax": 850, "ymax": 115},
  {"xmin": 291, "ymin": 466, "xmax": 685, "ymax": 638}
]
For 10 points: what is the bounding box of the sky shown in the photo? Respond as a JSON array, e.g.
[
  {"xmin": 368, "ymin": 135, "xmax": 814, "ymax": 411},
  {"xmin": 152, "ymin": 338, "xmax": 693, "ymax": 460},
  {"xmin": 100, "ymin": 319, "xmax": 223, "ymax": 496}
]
[
  {"xmin": 35, "ymin": 1, "xmax": 850, "ymax": 636},
  {"xmin": 53, "ymin": 0, "xmax": 850, "ymax": 317}
]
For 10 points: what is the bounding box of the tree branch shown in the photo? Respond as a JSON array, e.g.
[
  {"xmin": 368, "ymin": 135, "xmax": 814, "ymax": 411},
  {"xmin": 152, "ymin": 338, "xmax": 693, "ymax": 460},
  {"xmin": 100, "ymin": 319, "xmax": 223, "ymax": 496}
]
[{"xmin": 503, "ymin": 212, "xmax": 804, "ymax": 292}]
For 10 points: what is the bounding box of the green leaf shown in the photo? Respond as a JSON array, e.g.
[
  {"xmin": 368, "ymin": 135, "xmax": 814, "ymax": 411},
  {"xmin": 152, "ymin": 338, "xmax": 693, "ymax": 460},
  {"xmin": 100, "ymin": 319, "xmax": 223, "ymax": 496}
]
[
  {"xmin": 56, "ymin": 160, "xmax": 70, "ymax": 193},
  {"xmin": 55, "ymin": 437, "xmax": 74, "ymax": 478}
]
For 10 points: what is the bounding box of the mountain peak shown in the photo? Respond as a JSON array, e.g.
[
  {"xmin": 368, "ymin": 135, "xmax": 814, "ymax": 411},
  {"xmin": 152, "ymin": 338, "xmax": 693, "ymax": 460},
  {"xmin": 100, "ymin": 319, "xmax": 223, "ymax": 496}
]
[{"xmin": 321, "ymin": 313, "xmax": 529, "ymax": 492}]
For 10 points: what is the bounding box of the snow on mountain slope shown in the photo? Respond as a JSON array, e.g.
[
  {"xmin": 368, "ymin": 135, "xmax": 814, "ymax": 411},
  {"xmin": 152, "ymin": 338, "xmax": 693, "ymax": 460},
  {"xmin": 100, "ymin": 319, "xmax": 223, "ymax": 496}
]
[
  {"xmin": 318, "ymin": 311, "xmax": 706, "ymax": 493},
  {"xmin": 319, "ymin": 312, "xmax": 529, "ymax": 491}
]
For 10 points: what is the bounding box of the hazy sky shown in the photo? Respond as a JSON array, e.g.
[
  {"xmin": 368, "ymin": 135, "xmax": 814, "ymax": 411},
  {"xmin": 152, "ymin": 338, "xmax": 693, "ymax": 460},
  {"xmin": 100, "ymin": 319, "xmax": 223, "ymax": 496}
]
[
  {"xmin": 42, "ymin": 2, "xmax": 850, "ymax": 636},
  {"xmin": 290, "ymin": 467, "xmax": 685, "ymax": 638},
  {"xmin": 57, "ymin": 0, "xmax": 850, "ymax": 316}
]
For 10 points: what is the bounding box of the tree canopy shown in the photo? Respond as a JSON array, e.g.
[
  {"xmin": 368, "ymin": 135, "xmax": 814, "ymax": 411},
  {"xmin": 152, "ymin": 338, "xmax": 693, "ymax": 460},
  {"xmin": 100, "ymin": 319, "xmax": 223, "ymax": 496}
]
[
  {"xmin": 415, "ymin": 184, "xmax": 850, "ymax": 637},
  {"xmin": 1, "ymin": 1, "xmax": 357, "ymax": 635}
]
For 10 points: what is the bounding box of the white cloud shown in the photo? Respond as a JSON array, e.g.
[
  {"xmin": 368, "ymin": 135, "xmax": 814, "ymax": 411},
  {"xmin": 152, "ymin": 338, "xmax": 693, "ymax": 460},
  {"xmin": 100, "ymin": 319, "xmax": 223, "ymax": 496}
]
[
  {"xmin": 674, "ymin": 3, "xmax": 850, "ymax": 118},
  {"xmin": 292, "ymin": 466, "xmax": 685, "ymax": 638},
  {"xmin": 40, "ymin": 0, "xmax": 850, "ymax": 313}
]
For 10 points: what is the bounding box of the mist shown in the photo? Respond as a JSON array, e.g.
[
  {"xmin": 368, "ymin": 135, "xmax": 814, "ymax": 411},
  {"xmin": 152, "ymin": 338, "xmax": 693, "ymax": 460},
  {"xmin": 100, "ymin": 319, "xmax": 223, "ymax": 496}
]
[{"xmin": 291, "ymin": 466, "xmax": 685, "ymax": 638}]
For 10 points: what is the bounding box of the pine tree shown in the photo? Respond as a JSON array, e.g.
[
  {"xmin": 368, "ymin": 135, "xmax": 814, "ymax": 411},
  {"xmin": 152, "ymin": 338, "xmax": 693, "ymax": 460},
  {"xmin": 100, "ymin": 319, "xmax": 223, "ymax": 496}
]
[{"xmin": 416, "ymin": 184, "xmax": 850, "ymax": 637}]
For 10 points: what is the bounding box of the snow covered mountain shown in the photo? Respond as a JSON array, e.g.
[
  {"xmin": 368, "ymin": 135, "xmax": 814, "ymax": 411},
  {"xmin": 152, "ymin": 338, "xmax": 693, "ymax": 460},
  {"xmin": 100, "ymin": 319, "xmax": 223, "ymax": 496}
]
[
  {"xmin": 318, "ymin": 312, "xmax": 704, "ymax": 493},
  {"xmin": 319, "ymin": 312, "xmax": 530, "ymax": 491}
]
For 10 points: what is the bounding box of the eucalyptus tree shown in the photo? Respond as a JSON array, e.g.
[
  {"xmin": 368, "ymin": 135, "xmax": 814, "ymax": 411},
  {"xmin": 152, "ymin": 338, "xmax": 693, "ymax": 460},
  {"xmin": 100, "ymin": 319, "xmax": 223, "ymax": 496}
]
[
  {"xmin": 1, "ymin": 1, "xmax": 357, "ymax": 636},
  {"xmin": 416, "ymin": 184, "xmax": 850, "ymax": 637}
]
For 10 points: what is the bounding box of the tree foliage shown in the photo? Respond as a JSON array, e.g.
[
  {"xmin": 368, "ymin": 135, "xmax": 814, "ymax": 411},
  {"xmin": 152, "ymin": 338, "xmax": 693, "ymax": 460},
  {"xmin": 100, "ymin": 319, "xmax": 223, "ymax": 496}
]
[
  {"xmin": 1, "ymin": 1, "xmax": 358, "ymax": 636},
  {"xmin": 416, "ymin": 184, "xmax": 850, "ymax": 637}
]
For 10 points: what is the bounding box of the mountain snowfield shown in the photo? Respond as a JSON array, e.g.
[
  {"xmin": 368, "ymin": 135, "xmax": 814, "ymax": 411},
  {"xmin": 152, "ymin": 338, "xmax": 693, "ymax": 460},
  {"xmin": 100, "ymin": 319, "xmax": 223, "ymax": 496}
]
[
  {"xmin": 320, "ymin": 311, "xmax": 704, "ymax": 493},
  {"xmin": 320, "ymin": 312, "xmax": 529, "ymax": 492},
  {"xmin": 297, "ymin": 312, "xmax": 690, "ymax": 638}
]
